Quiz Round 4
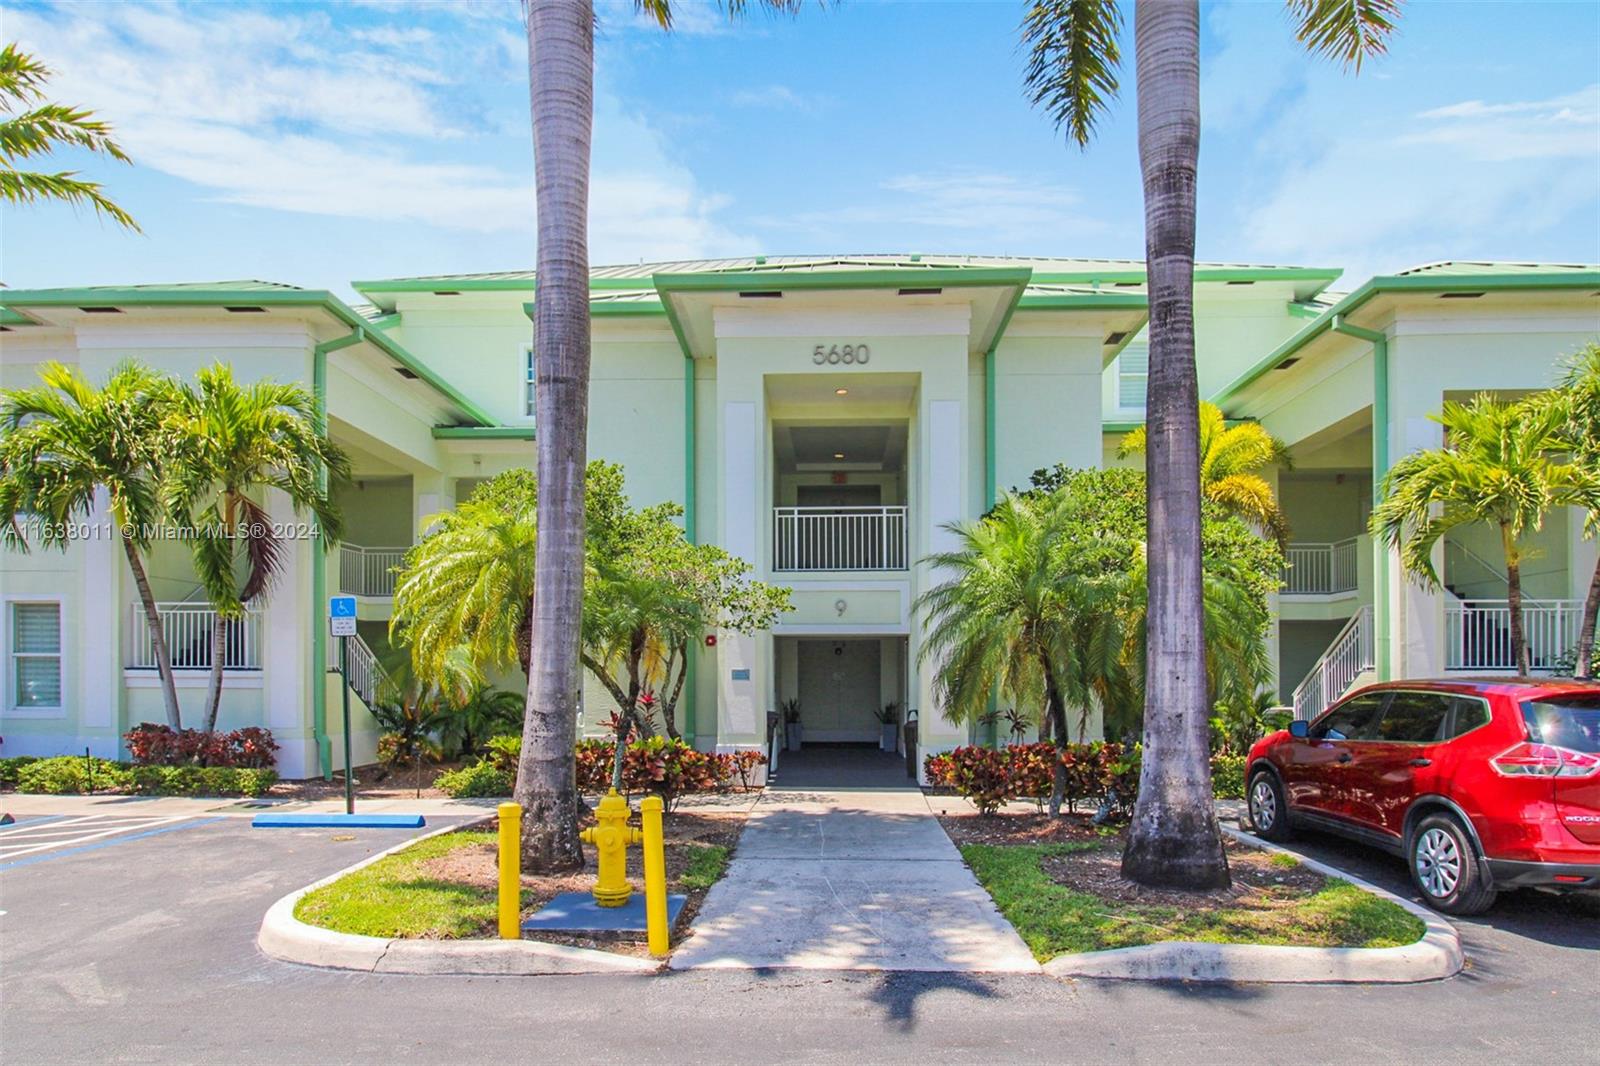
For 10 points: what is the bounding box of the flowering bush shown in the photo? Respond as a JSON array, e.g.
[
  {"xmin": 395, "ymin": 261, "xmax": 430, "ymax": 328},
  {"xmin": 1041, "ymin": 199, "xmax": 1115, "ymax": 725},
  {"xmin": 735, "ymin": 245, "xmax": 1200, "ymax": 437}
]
[
  {"xmin": 574, "ymin": 738, "xmax": 615, "ymax": 793},
  {"xmin": 925, "ymin": 742, "xmax": 1147, "ymax": 816},
  {"xmin": 122, "ymin": 723, "xmax": 278, "ymax": 769},
  {"xmin": 731, "ymin": 749, "xmax": 768, "ymax": 791},
  {"xmin": 467, "ymin": 733, "xmax": 754, "ymax": 806}
]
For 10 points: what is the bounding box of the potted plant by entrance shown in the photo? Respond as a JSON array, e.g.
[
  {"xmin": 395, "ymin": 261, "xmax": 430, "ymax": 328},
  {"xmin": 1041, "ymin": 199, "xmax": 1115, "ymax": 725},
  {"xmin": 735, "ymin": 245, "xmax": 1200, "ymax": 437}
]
[
  {"xmin": 875, "ymin": 702, "xmax": 901, "ymax": 752},
  {"xmin": 781, "ymin": 698, "xmax": 803, "ymax": 751}
]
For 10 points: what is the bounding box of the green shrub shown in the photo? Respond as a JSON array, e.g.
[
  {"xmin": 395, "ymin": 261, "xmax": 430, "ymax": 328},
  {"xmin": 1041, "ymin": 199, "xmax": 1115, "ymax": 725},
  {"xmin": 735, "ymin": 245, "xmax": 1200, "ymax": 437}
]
[
  {"xmin": 484, "ymin": 734, "xmax": 522, "ymax": 775},
  {"xmin": 16, "ymin": 755, "xmax": 128, "ymax": 794},
  {"xmin": 132, "ymin": 765, "xmax": 275, "ymax": 797},
  {"xmin": 0, "ymin": 755, "xmax": 41, "ymax": 787},
  {"xmin": 1210, "ymin": 754, "xmax": 1247, "ymax": 800},
  {"xmin": 435, "ymin": 761, "xmax": 512, "ymax": 798}
]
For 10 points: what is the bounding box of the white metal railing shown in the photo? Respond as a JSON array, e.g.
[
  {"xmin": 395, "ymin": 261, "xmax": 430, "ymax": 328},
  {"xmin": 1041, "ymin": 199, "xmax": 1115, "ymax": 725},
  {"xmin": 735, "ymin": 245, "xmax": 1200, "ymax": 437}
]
[
  {"xmin": 772, "ymin": 506, "xmax": 909, "ymax": 572},
  {"xmin": 327, "ymin": 631, "xmax": 389, "ymax": 707},
  {"xmin": 338, "ymin": 544, "xmax": 408, "ymax": 598},
  {"xmin": 127, "ymin": 603, "xmax": 262, "ymax": 671},
  {"xmin": 1445, "ymin": 599, "xmax": 1586, "ymax": 673},
  {"xmin": 1292, "ymin": 605, "xmax": 1375, "ymax": 720},
  {"xmin": 1283, "ymin": 537, "xmax": 1360, "ymax": 595}
]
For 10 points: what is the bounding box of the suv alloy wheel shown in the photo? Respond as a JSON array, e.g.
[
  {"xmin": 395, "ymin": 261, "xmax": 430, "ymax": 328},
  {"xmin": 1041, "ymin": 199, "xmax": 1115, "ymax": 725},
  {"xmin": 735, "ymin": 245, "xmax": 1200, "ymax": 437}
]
[{"xmin": 1408, "ymin": 812, "xmax": 1497, "ymax": 915}]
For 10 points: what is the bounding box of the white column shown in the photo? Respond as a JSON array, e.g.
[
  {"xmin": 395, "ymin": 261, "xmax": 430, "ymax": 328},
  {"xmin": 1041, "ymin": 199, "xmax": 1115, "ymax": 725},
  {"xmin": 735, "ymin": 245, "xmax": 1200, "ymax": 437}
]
[
  {"xmin": 915, "ymin": 398, "xmax": 966, "ymax": 777},
  {"xmin": 1391, "ymin": 404, "xmax": 1446, "ymax": 677},
  {"xmin": 717, "ymin": 401, "xmax": 763, "ymax": 747},
  {"xmin": 263, "ymin": 488, "xmax": 315, "ymax": 778},
  {"xmin": 412, "ymin": 472, "xmax": 454, "ymax": 540},
  {"xmin": 80, "ymin": 488, "xmax": 118, "ymax": 755}
]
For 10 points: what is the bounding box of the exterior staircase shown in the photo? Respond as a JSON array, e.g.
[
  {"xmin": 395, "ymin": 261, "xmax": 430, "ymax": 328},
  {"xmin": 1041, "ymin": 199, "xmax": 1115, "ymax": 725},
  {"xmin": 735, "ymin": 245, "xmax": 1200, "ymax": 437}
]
[
  {"xmin": 1291, "ymin": 605, "xmax": 1376, "ymax": 720},
  {"xmin": 325, "ymin": 632, "xmax": 390, "ymax": 708}
]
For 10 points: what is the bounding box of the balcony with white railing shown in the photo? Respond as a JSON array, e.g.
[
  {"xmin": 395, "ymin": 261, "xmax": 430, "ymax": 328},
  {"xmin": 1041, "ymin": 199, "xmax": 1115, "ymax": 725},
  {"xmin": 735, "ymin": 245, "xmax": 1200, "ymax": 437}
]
[
  {"xmin": 127, "ymin": 603, "xmax": 263, "ymax": 671},
  {"xmin": 772, "ymin": 506, "xmax": 909, "ymax": 572},
  {"xmin": 1282, "ymin": 537, "xmax": 1361, "ymax": 596},
  {"xmin": 1445, "ymin": 598, "xmax": 1586, "ymax": 673},
  {"xmin": 338, "ymin": 543, "xmax": 409, "ymax": 598}
]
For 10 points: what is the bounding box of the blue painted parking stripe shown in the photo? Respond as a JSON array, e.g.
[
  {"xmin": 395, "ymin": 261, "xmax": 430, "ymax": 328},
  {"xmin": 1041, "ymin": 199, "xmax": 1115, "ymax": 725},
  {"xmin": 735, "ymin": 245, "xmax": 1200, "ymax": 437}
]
[
  {"xmin": 0, "ymin": 816, "xmax": 228, "ymax": 872},
  {"xmin": 0, "ymin": 815, "xmax": 68, "ymax": 833},
  {"xmin": 252, "ymin": 813, "xmax": 426, "ymax": 829}
]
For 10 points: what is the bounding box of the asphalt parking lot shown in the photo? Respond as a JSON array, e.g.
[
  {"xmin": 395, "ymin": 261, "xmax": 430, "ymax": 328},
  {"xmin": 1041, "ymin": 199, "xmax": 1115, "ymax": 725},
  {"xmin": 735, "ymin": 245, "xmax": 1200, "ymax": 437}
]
[{"xmin": 0, "ymin": 806, "xmax": 1594, "ymax": 1065}]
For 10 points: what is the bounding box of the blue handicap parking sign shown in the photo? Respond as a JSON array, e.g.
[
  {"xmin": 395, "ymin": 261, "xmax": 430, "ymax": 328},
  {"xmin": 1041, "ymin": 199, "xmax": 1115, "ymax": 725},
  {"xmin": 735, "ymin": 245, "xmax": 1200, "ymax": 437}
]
[{"xmin": 329, "ymin": 595, "xmax": 357, "ymax": 618}]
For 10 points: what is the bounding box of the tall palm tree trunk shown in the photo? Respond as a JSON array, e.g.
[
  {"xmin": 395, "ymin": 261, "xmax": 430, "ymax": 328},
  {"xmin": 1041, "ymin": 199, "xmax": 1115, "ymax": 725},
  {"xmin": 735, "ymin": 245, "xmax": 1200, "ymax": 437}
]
[
  {"xmin": 203, "ymin": 610, "xmax": 227, "ymax": 734},
  {"xmin": 123, "ymin": 538, "xmax": 183, "ymax": 729},
  {"xmin": 1121, "ymin": 0, "xmax": 1229, "ymax": 890},
  {"xmin": 514, "ymin": 0, "xmax": 592, "ymax": 873},
  {"xmin": 1501, "ymin": 524, "xmax": 1530, "ymax": 675},
  {"xmin": 1576, "ymin": 554, "xmax": 1600, "ymax": 679}
]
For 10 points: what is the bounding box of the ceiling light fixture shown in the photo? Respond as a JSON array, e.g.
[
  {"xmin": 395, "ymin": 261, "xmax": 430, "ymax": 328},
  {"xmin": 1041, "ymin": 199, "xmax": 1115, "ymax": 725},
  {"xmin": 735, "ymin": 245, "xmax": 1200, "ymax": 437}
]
[
  {"xmin": 834, "ymin": 452, "xmax": 845, "ymax": 460},
  {"xmin": 835, "ymin": 387, "xmax": 848, "ymax": 396}
]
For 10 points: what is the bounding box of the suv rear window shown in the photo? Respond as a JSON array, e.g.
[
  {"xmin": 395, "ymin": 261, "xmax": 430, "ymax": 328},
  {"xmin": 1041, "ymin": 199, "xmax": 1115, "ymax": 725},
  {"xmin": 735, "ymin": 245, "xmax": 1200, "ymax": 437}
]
[{"xmin": 1521, "ymin": 696, "xmax": 1600, "ymax": 754}]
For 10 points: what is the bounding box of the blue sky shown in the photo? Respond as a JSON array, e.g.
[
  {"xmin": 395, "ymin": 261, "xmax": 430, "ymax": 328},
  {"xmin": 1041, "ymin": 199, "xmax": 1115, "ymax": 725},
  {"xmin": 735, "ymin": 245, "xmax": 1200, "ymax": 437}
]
[{"xmin": 3, "ymin": 0, "xmax": 1597, "ymax": 302}]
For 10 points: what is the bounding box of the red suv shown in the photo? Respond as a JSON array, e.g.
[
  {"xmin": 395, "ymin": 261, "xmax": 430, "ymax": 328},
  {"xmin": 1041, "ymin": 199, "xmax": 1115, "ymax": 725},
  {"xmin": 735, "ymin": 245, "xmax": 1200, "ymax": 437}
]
[{"xmin": 1245, "ymin": 678, "xmax": 1600, "ymax": 914}]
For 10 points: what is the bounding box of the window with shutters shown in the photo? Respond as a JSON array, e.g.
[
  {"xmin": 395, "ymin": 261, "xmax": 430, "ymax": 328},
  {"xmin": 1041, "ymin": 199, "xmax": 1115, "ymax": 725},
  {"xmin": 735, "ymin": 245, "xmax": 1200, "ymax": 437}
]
[
  {"xmin": 1117, "ymin": 344, "xmax": 1148, "ymax": 410},
  {"xmin": 9, "ymin": 601, "xmax": 62, "ymax": 712}
]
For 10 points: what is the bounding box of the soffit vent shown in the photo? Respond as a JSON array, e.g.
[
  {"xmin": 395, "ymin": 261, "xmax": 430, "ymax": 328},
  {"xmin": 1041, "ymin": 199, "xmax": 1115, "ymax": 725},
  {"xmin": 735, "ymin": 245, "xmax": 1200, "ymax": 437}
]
[
  {"xmin": 432, "ymin": 290, "xmax": 461, "ymax": 296},
  {"xmin": 1274, "ymin": 357, "xmax": 1301, "ymax": 370},
  {"xmin": 738, "ymin": 290, "xmax": 782, "ymax": 299},
  {"xmin": 897, "ymin": 287, "xmax": 943, "ymax": 296},
  {"xmin": 1104, "ymin": 331, "xmax": 1129, "ymax": 346},
  {"xmin": 1439, "ymin": 291, "xmax": 1486, "ymax": 299},
  {"xmin": 394, "ymin": 367, "xmax": 420, "ymax": 380},
  {"xmin": 224, "ymin": 306, "xmax": 266, "ymax": 313},
  {"xmin": 79, "ymin": 306, "xmax": 123, "ymax": 314}
]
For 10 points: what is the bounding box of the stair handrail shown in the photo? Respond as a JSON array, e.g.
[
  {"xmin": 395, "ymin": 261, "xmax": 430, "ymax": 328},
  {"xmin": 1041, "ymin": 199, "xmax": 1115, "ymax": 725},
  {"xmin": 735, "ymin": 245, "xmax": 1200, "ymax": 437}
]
[{"xmin": 1291, "ymin": 605, "xmax": 1375, "ymax": 721}]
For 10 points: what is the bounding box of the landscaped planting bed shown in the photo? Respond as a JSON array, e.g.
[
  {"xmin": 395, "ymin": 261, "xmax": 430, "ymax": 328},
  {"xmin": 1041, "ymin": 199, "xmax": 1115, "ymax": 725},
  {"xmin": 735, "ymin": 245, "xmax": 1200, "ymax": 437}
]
[
  {"xmin": 939, "ymin": 811, "xmax": 1425, "ymax": 961},
  {"xmin": 293, "ymin": 802, "xmax": 749, "ymax": 956}
]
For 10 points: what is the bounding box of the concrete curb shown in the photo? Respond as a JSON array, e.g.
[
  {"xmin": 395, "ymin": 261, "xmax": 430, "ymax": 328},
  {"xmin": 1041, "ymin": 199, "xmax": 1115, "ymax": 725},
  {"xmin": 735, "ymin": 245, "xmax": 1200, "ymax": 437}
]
[
  {"xmin": 256, "ymin": 818, "xmax": 659, "ymax": 976},
  {"xmin": 1042, "ymin": 826, "xmax": 1463, "ymax": 985}
]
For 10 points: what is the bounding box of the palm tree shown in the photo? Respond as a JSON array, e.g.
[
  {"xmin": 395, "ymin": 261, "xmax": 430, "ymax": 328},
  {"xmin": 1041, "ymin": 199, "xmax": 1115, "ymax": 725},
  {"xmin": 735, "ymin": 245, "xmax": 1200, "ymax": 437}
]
[
  {"xmin": 163, "ymin": 365, "xmax": 347, "ymax": 733},
  {"xmin": 517, "ymin": 0, "xmax": 803, "ymax": 872},
  {"xmin": 1119, "ymin": 401, "xmax": 1291, "ymax": 547},
  {"xmin": 1021, "ymin": 0, "xmax": 1400, "ymax": 889},
  {"xmin": 0, "ymin": 362, "xmax": 182, "ymax": 726},
  {"xmin": 1548, "ymin": 345, "xmax": 1600, "ymax": 678},
  {"xmin": 917, "ymin": 494, "xmax": 1113, "ymax": 816},
  {"xmin": 1371, "ymin": 394, "xmax": 1591, "ymax": 676},
  {"xmin": 1, "ymin": 43, "xmax": 138, "ymax": 228}
]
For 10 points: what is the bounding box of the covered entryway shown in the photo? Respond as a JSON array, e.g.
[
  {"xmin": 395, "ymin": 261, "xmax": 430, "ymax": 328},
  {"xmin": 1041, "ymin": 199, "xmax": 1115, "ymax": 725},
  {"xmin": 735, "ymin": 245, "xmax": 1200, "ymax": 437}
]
[
  {"xmin": 796, "ymin": 638, "xmax": 881, "ymax": 742},
  {"xmin": 774, "ymin": 635, "xmax": 911, "ymax": 789}
]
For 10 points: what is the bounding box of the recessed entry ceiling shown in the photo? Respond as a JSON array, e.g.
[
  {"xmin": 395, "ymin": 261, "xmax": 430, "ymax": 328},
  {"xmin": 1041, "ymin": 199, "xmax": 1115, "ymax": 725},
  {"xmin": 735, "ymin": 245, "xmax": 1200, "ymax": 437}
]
[{"xmin": 774, "ymin": 422, "xmax": 908, "ymax": 473}]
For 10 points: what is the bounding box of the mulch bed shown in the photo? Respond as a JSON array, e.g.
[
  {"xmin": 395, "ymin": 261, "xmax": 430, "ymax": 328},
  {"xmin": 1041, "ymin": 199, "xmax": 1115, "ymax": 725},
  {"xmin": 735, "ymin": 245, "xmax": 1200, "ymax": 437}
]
[
  {"xmin": 417, "ymin": 807, "xmax": 747, "ymax": 956},
  {"xmin": 268, "ymin": 762, "xmax": 461, "ymax": 801},
  {"xmin": 935, "ymin": 809, "xmax": 1113, "ymax": 848}
]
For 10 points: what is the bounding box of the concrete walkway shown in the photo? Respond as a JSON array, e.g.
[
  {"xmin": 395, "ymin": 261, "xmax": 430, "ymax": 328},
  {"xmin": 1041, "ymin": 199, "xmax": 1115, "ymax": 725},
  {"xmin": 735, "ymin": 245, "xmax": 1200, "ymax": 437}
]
[{"xmin": 670, "ymin": 788, "xmax": 1039, "ymax": 973}]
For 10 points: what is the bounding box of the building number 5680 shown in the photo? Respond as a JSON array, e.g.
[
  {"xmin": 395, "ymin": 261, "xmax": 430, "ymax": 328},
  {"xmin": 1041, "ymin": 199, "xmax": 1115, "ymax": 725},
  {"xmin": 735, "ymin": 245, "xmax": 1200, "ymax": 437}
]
[{"xmin": 813, "ymin": 343, "xmax": 870, "ymax": 365}]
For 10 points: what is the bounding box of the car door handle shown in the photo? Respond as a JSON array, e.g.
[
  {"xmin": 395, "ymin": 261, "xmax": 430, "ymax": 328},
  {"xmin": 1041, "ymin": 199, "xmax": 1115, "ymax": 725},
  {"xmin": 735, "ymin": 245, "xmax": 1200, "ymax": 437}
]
[
  {"xmin": 1337, "ymin": 752, "xmax": 1352, "ymax": 763},
  {"xmin": 1409, "ymin": 757, "xmax": 1432, "ymax": 768}
]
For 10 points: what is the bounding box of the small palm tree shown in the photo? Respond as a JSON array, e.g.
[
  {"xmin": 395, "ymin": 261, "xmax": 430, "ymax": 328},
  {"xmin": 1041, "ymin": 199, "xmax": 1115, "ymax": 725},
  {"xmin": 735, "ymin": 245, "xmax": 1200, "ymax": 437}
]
[
  {"xmin": 0, "ymin": 362, "xmax": 182, "ymax": 725},
  {"xmin": 1371, "ymin": 393, "xmax": 1590, "ymax": 676},
  {"xmin": 164, "ymin": 365, "xmax": 347, "ymax": 733},
  {"xmin": 1537, "ymin": 343, "xmax": 1600, "ymax": 678},
  {"xmin": 1, "ymin": 43, "xmax": 138, "ymax": 228},
  {"xmin": 917, "ymin": 493, "xmax": 1115, "ymax": 816},
  {"xmin": 1021, "ymin": 0, "xmax": 1401, "ymax": 890},
  {"xmin": 1119, "ymin": 402, "xmax": 1292, "ymax": 547}
]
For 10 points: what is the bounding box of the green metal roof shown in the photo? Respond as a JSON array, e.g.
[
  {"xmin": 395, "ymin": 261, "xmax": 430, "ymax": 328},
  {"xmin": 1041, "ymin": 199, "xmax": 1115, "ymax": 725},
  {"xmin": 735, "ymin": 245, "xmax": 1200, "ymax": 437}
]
[
  {"xmin": 0, "ymin": 283, "xmax": 495, "ymax": 427},
  {"xmin": 1211, "ymin": 262, "xmax": 1600, "ymax": 408},
  {"xmin": 1392, "ymin": 261, "xmax": 1599, "ymax": 278}
]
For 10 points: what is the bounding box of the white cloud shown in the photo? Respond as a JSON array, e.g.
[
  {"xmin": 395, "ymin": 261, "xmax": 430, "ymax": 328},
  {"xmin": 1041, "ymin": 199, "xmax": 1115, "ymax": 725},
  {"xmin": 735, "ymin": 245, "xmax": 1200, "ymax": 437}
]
[
  {"xmin": 729, "ymin": 85, "xmax": 822, "ymax": 111},
  {"xmin": 1235, "ymin": 84, "xmax": 1600, "ymax": 278},
  {"xmin": 755, "ymin": 171, "xmax": 1107, "ymax": 249},
  {"xmin": 4, "ymin": 1, "xmax": 747, "ymax": 262}
]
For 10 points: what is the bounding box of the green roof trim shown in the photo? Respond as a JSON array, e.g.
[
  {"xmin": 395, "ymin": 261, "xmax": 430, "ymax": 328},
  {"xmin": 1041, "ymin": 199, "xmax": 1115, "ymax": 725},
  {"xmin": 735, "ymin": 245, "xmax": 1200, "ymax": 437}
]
[
  {"xmin": 1015, "ymin": 290, "xmax": 1149, "ymax": 311},
  {"xmin": 1210, "ymin": 267, "xmax": 1600, "ymax": 408},
  {"xmin": 1101, "ymin": 419, "xmax": 1144, "ymax": 433},
  {"xmin": 432, "ymin": 426, "xmax": 536, "ymax": 440},
  {"xmin": 1031, "ymin": 266, "xmax": 1341, "ymax": 287},
  {"xmin": 0, "ymin": 285, "xmax": 496, "ymax": 428},
  {"xmin": 650, "ymin": 266, "xmax": 1035, "ymax": 293}
]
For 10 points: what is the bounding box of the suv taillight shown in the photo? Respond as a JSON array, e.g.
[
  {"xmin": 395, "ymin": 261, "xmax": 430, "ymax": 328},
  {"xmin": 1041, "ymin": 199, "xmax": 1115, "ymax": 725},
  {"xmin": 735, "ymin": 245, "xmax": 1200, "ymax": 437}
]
[{"xmin": 1491, "ymin": 742, "xmax": 1600, "ymax": 778}]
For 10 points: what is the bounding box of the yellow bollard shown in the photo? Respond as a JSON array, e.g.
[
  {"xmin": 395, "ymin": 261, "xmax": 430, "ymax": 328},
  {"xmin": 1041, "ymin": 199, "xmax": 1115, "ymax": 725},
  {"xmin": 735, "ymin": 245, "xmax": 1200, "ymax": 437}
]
[
  {"xmin": 497, "ymin": 802, "xmax": 521, "ymax": 940},
  {"xmin": 640, "ymin": 795, "xmax": 669, "ymax": 956},
  {"xmin": 579, "ymin": 789, "xmax": 641, "ymax": 907}
]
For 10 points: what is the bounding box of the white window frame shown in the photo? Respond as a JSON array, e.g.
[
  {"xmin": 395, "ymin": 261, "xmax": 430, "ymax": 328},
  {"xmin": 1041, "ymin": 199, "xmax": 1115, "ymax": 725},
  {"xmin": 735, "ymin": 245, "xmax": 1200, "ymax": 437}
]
[
  {"xmin": 524, "ymin": 343, "xmax": 537, "ymax": 420},
  {"xmin": 4, "ymin": 595, "xmax": 65, "ymax": 719},
  {"xmin": 1117, "ymin": 343, "xmax": 1148, "ymax": 412}
]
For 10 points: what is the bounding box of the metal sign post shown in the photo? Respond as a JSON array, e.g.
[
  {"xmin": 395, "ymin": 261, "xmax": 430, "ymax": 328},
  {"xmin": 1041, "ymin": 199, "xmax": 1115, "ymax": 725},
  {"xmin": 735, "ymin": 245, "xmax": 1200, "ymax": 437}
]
[{"xmin": 329, "ymin": 595, "xmax": 358, "ymax": 815}]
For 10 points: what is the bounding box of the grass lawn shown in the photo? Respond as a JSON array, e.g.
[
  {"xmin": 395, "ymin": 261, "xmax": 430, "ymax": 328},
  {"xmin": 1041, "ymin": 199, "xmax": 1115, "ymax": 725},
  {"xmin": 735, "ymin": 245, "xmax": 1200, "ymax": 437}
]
[
  {"xmin": 294, "ymin": 809, "xmax": 745, "ymax": 947},
  {"xmin": 960, "ymin": 838, "xmax": 1425, "ymax": 961}
]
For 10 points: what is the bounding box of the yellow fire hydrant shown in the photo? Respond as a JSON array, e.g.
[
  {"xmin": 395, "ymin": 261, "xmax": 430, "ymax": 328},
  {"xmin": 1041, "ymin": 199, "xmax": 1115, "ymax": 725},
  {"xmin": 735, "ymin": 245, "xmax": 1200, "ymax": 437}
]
[{"xmin": 580, "ymin": 789, "xmax": 641, "ymax": 907}]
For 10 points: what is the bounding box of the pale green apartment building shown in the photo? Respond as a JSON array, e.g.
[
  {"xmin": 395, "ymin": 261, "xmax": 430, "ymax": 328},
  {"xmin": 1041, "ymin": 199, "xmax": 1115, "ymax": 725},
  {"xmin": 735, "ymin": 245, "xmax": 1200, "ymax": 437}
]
[{"xmin": 1, "ymin": 257, "xmax": 1596, "ymax": 781}]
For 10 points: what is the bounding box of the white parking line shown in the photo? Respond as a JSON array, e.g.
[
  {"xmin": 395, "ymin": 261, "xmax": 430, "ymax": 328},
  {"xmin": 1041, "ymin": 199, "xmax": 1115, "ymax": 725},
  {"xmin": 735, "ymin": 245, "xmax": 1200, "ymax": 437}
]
[{"xmin": 0, "ymin": 815, "xmax": 195, "ymax": 861}]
